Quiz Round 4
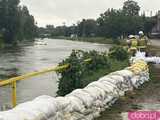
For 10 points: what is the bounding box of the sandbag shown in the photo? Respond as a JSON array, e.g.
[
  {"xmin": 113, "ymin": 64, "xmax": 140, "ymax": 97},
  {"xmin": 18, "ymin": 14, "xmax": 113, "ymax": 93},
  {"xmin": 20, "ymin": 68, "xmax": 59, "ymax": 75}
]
[
  {"xmin": 84, "ymin": 86, "xmax": 106, "ymax": 100},
  {"xmin": 63, "ymin": 96, "xmax": 85, "ymax": 113},
  {"xmin": 67, "ymin": 89, "xmax": 95, "ymax": 108}
]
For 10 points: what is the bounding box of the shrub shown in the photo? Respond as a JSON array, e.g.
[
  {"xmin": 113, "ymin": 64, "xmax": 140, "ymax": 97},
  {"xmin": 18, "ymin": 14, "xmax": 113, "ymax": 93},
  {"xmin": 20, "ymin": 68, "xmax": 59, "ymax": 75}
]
[
  {"xmin": 109, "ymin": 46, "xmax": 129, "ymax": 61},
  {"xmin": 56, "ymin": 50, "xmax": 110, "ymax": 96}
]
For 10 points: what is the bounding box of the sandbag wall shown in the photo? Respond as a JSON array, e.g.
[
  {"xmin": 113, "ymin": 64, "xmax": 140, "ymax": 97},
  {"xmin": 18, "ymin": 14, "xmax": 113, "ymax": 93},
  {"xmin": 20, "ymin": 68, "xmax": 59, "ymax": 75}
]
[
  {"xmin": 131, "ymin": 51, "xmax": 160, "ymax": 64},
  {"xmin": 0, "ymin": 60, "xmax": 149, "ymax": 120}
]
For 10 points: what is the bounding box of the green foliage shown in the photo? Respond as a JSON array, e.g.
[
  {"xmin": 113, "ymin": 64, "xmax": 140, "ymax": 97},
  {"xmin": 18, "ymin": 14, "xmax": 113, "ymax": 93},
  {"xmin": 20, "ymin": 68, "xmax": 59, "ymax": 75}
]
[
  {"xmin": 144, "ymin": 16, "xmax": 157, "ymax": 34},
  {"xmin": 56, "ymin": 50, "xmax": 110, "ymax": 96},
  {"xmin": 109, "ymin": 46, "xmax": 129, "ymax": 61},
  {"xmin": 40, "ymin": 0, "xmax": 156, "ymax": 40},
  {"xmin": 77, "ymin": 19, "xmax": 98, "ymax": 37},
  {"xmin": 0, "ymin": 34, "xmax": 4, "ymax": 48},
  {"xmin": 123, "ymin": 0, "xmax": 140, "ymax": 16},
  {"xmin": 112, "ymin": 39, "xmax": 120, "ymax": 45},
  {"xmin": 97, "ymin": 8, "xmax": 155, "ymax": 38},
  {"xmin": 0, "ymin": 0, "xmax": 37, "ymax": 44},
  {"xmin": 18, "ymin": 6, "xmax": 37, "ymax": 40},
  {"xmin": 57, "ymin": 48, "xmax": 129, "ymax": 96},
  {"xmin": 0, "ymin": 0, "xmax": 20, "ymax": 43}
]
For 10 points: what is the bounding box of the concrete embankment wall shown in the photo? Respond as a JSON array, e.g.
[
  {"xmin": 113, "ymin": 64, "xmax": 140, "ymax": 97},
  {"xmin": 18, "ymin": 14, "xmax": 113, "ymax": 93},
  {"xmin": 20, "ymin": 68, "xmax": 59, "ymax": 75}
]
[{"xmin": 0, "ymin": 60, "xmax": 149, "ymax": 120}]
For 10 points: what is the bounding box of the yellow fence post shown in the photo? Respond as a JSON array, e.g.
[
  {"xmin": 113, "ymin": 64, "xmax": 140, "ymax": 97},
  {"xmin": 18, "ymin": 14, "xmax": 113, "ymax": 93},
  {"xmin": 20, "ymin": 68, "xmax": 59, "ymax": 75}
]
[
  {"xmin": 0, "ymin": 61, "xmax": 91, "ymax": 107},
  {"xmin": 11, "ymin": 81, "xmax": 17, "ymax": 107}
]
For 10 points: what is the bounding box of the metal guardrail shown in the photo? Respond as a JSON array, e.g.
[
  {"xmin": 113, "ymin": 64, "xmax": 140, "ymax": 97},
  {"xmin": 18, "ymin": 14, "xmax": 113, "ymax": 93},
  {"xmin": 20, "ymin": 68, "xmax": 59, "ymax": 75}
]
[
  {"xmin": 0, "ymin": 58, "xmax": 92, "ymax": 108},
  {"xmin": 0, "ymin": 64, "xmax": 70, "ymax": 107}
]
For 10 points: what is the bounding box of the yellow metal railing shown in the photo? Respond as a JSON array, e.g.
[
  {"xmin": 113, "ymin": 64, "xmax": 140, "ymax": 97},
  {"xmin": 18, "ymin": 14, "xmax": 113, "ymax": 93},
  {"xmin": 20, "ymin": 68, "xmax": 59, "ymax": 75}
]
[
  {"xmin": 0, "ymin": 58, "xmax": 92, "ymax": 108},
  {"xmin": 0, "ymin": 64, "xmax": 70, "ymax": 107}
]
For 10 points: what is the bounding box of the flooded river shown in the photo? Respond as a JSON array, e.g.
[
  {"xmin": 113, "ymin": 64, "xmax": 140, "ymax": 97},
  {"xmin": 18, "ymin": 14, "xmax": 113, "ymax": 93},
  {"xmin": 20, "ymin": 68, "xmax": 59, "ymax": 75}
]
[{"xmin": 0, "ymin": 38, "xmax": 111, "ymax": 106}]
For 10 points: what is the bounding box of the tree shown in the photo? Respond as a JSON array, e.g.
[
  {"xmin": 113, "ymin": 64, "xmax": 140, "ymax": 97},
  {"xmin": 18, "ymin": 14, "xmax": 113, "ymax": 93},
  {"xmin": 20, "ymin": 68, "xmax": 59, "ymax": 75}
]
[
  {"xmin": 0, "ymin": 1, "xmax": 37, "ymax": 43},
  {"xmin": 18, "ymin": 6, "xmax": 37, "ymax": 40},
  {"xmin": 37, "ymin": 0, "xmax": 155, "ymax": 39},
  {"xmin": 97, "ymin": 9, "xmax": 125, "ymax": 38},
  {"xmin": 0, "ymin": 0, "xmax": 20, "ymax": 43},
  {"xmin": 77, "ymin": 19, "xmax": 98, "ymax": 37},
  {"xmin": 123, "ymin": 0, "xmax": 140, "ymax": 16},
  {"xmin": 143, "ymin": 16, "xmax": 157, "ymax": 35}
]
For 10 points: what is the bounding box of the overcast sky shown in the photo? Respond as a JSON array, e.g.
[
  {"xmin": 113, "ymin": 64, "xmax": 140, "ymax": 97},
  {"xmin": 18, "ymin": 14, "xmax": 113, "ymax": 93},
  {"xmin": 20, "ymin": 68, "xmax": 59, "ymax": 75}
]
[{"xmin": 20, "ymin": 0, "xmax": 160, "ymax": 27}]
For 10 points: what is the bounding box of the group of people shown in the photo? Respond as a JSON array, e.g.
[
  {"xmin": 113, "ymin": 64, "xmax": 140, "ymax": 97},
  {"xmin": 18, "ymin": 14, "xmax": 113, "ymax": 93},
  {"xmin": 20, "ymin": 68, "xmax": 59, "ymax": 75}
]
[{"xmin": 126, "ymin": 31, "xmax": 150, "ymax": 55}]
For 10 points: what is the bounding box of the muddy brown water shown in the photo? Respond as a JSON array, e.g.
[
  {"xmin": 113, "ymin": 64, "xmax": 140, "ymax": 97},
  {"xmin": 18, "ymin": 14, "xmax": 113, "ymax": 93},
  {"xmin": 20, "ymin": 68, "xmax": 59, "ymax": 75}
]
[{"xmin": 96, "ymin": 39, "xmax": 160, "ymax": 120}]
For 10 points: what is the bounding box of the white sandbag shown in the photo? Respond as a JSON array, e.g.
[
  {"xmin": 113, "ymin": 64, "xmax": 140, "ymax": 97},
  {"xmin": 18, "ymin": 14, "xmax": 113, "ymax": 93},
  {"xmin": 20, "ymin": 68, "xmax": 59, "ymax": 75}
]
[
  {"xmin": 109, "ymin": 70, "xmax": 133, "ymax": 78},
  {"xmin": 87, "ymin": 81, "xmax": 113, "ymax": 96},
  {"xmin": 55, "ymin": 97, "xmax": 70, "ymax": 110},
  {"xmin": 84, "ymin": 86, "xmax": 106, "ymax": 100},
  {"xmin": 50, "ymin": 112, "xmax": 65, "ymax": 120},
  {"xmin": 90, "ymin": 80, "xmax": 119, "ymax": 97},
  {"xmin": 63, "ymin": 96, "xmax": 85, "ymax": 113},
  {"xmin": 106, "ymin": 75, "xmax": 129, "ymax": 92},
  {"xmin": 131, "ymin": 76, "xmax": 142, "ymax": 88},
  {"xmin": 34, "ymin": 95, "xmax": 53, "ymax": 100},
  {"xmin": 0, "ymin": 51, "xmax": 152, "ymax": 120},
  {"xmin": 0, "ymin": 111, "xmax": 21, "ymax": 120},
  {"xmin": 69, "ymin": 112, "xmax": 85, "ymax": 120},
  {"xmin": 13, "ymin": 96, "xmax": 58, "ymax": 119},
  {"xmin": 0, "ymin": 108, "xmax": 47, "ymax": 120},
  {"xmin": 67, "ymin": 89, "xmax": 95, "ymax": 107},
  {"xmin": 99, "ymin": 76, "xmax": 116, "ymax": 85},
  {"xmin": 98, "ymin": 78, "xmax": 118, "ymax": 90},
  {"xmin": 103, "ymin": 95, "xmax": 116, "ymax": 106},
  {"xmin": 132, "ymin": 51, "xmax": 160, "ymax": 64},
  {"xmin": 104, "ymin": 75, "xmax": 124, "ymax": 87},
  {"xmin": 110, "ymin": 70, "xmax": 133, "ymax": 86},
  {"xmin": 99, "ymin": 77, "xmax": 125, "ymax": 96}
]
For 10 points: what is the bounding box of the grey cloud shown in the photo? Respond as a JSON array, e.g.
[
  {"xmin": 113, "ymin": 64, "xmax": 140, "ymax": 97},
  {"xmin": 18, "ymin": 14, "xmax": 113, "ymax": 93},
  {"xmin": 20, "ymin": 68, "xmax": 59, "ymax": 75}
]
[{"xmin": 21, "ymin": 0, "xmax": 160, "ymax": 27}]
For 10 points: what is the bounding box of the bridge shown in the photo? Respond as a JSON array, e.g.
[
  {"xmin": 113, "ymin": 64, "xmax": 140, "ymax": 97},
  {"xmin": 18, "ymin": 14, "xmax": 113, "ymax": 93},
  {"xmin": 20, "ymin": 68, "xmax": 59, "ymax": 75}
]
[{"xmin": 0, "ymin": 52, "xmax": 160, "ymax": 120}]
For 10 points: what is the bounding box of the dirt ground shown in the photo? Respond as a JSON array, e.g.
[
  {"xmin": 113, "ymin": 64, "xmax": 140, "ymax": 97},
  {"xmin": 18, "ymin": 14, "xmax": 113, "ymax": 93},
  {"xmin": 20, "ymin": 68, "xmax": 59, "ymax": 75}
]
[{"xmin": 96, "ymin": 39, "xmax": 160, "ymax": 120}]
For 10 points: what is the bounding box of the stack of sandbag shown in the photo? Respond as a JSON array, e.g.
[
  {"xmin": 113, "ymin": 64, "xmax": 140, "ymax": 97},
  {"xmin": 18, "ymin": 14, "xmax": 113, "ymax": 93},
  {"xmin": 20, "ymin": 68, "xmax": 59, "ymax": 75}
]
[
  {"xmin": 0, "ymin": 60, "xmax": 150, "ymax": 120},
  {"xmin": 131, "ymin": 51, "xmax": 160, "ymax": 64},
  {"xmin": 145, "ymin": 57, "xmax": 160, "ymax": 64},
  {"xmin": 0, "ymin": 96, "xmax": 59, "ymax": 120}
]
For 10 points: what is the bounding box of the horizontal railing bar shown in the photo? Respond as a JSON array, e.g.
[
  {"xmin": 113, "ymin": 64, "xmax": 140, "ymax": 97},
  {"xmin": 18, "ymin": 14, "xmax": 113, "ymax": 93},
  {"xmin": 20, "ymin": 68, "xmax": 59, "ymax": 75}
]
[
  {"xmin": 0, "ymin": 58, "xmax": 92, "ymax": 87},
  {"xmin": 0, "ymin": 64, "xmax": 70, "ymax": 87}
]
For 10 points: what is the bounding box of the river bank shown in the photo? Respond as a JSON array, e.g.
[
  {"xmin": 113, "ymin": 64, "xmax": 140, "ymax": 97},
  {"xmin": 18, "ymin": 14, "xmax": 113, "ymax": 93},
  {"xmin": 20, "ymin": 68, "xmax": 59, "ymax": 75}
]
[
  {"xmin": 48, "ymin": 36, "xmax": 119, "ymax": 44},
  {"xmin": 96, "ymin": 43, "xmax": 160, "ymax": 120}
]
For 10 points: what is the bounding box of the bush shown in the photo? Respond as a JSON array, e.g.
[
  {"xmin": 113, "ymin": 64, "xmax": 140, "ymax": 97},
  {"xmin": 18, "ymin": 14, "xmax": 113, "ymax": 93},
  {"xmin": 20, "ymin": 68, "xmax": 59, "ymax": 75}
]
[
  {"xmin": 109, "ymin": 46, "xmax": 129, "ymax": 61},
  {"xmin": 56, "ymin": 50, "xmax": 110, "ymax": 96},
  {"xmin": 112, "ymin": 39, "xmax": 120, "ymax": 45}
]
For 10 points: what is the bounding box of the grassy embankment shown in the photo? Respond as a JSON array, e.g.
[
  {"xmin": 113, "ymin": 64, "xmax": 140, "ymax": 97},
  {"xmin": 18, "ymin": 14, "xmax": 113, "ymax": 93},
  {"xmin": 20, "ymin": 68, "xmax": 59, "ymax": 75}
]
[
  {"xmin": 0, "ymin": 37, "xmax": 4, "ymax": 48},
  {"xmin": 50, "ymin": 36, "xmax": 122, "ymax": 44}
]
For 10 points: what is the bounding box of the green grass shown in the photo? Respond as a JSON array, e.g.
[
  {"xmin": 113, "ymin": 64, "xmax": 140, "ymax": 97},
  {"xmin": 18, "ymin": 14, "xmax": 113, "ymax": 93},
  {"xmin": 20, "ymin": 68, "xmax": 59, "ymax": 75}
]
[
  {"xmin": 73, "ymin": 37, "xmax": 114, "ymax": 44},
  {"xmin": 0, "ymin": 38, "xmax": 4, "ymax": 48},
  {"xmin": 51, "ymin": 36, "xmax": 116, "ymax": 44}
]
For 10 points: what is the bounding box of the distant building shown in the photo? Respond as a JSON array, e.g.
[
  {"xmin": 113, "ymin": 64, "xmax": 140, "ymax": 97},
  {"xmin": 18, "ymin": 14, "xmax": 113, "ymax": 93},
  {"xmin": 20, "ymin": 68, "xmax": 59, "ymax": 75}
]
[{"xmin": 151, "ymin": 11, "xmax": 160, "ymax": 38}]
